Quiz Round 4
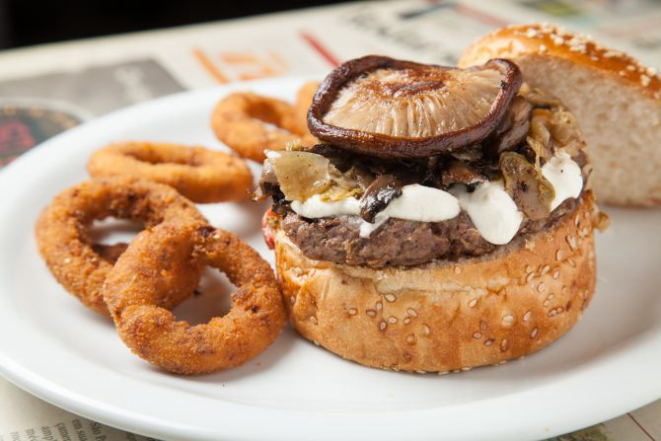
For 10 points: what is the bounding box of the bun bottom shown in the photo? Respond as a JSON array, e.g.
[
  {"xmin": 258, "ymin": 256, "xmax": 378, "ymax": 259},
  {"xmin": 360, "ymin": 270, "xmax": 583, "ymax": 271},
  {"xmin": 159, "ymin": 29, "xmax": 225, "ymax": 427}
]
[{"xmin": 274, "ymin": 192, "xmax": 597, "ymax": 373}]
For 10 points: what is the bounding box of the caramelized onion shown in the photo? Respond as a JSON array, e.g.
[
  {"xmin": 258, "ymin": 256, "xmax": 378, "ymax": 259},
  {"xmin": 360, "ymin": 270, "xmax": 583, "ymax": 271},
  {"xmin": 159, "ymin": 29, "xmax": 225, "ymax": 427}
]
[{"xmin": 308, "ymin": 56, "xmax": 522, "ymax": 158}]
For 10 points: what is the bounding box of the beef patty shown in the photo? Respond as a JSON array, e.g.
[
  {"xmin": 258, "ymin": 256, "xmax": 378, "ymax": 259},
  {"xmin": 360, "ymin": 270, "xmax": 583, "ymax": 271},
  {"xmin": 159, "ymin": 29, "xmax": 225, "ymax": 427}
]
[{"xmin": 279, "ymin": 196, "xmax": 579, "ymax": 268}]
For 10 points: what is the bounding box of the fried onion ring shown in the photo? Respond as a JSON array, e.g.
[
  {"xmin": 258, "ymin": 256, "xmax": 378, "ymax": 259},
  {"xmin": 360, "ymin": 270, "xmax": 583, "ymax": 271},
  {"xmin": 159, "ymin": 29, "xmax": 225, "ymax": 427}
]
[
  {"xmin": 86, "ymin": 142, "xmax": 252, "ymax": 203},
  {"xmin": 35, "ymin": 177, "xmax": 205, "ymax": 316},
  {"xmin": 292, "ymin": 81, "xmax": 320, "ymax": 136},
  {"xmin": 103, "ymin": 220, "xmax": 285, "ymax": 375},
  {"xmin": 211, "ymin": 92, "xmax": 317, "ymax": 162}
]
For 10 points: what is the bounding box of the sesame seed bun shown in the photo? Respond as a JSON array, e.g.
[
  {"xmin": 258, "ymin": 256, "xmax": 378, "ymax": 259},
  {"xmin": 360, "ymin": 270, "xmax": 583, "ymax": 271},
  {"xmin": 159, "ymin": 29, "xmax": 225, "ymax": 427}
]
[
  {"xmin": 273, "ymin": 191, "xmax": 597, "ymax": 373},
  {"xmin": 459, "ymin": 23, "xmax": 661, "ymax": 207}
]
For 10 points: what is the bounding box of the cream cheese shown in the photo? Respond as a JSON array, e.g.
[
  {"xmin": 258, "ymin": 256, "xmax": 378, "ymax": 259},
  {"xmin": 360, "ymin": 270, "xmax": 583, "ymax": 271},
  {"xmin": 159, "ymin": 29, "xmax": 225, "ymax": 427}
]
[
  {"xmin": 290, "ymin": 194, "xmax": 360, "ymax": 218},
  {"xmin": 541, "ymin": 151, "xmax": 584, "ymax": 210},
  {"xmin": 451, "ymin": 181, "xmax": 523, "ymax": 245},
  {"xmin": 359, "ymin": 184, "xmax": 460, "ymax": 238}
]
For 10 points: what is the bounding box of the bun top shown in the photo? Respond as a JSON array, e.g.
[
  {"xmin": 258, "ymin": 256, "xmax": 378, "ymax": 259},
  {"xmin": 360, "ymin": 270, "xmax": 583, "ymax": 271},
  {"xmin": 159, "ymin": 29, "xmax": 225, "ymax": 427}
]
[{"xmin": 460, "ymin": 23, "xmax": 660, "ymax": 101}]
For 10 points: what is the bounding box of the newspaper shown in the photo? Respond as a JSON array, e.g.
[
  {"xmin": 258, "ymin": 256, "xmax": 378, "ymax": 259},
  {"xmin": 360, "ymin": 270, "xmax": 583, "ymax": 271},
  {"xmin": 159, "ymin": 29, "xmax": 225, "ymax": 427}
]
[{"xmin": 0, "ymin": 0, "xmax": 659, "ymax": 439}]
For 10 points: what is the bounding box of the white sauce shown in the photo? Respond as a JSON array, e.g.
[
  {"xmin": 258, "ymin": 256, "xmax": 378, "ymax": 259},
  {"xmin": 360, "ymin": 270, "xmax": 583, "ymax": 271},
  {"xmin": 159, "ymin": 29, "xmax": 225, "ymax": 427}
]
[
  {"xmin": 359, "ymin": 184, "xmax": 459, "ymax": 238},
  {"xmin": 290, "ymin": 194, "xmax": 360, "ymax": 218},
  {"xmin": 286, "ymin": 152, "xmax": 583, "ymax": 246},
  {"xmin": 541, "ymin": 151, "xmax": 584, "ymax": 210},
  {"xmin": 451, "ymin": 181, "xmax": 523, "ymax": 245}
]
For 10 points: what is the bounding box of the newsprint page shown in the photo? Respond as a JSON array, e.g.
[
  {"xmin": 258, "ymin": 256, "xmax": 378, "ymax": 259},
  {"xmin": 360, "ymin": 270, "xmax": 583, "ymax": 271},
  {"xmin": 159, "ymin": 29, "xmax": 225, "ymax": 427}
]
[{"xmin": 1, "ymin": 1, "xmax": 660, "ymax": 439}]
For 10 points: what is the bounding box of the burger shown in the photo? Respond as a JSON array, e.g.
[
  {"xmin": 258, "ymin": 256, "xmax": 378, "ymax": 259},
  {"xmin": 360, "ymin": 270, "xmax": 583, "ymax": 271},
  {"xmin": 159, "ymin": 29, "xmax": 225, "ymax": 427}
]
[{"xmin": 257, "ymin": 55, "xmax": 603, "ymax": 373}]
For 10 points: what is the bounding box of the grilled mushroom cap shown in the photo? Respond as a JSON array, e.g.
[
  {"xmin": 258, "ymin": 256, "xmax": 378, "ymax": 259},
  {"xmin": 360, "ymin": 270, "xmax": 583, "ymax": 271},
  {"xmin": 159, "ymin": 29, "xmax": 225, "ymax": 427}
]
[{"xmin": 308, "ymin": 55, "xmax": 522, "ymax": 158}]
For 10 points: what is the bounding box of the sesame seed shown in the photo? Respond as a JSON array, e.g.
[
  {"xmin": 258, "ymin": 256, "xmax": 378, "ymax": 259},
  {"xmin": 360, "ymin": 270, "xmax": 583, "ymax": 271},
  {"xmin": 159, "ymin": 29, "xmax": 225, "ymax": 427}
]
[
  {"xmin": 525, "ymin": 28, "xmax": 538, "ymax": 38},
  {"xmin": 500, "ymin": 339, "xmax": 508, "ymax": 351},
  {"xmin": 480, "ymin": 320, "xmax": 487, "ymax": 330},
  {"xmin": 438, "ymin": 371, "xmax": 449, "ymax": 376},
  {"xmin": 557, "ymin": 307, "xmax": 564, "ymax": 313},
  {"xmin": 416, "ymin": 370, "xmax": 426, "ymax": 374},
  {"xmin": 543, "ymin": 300, "xmax": 551, "ymax": 307},
  {"xmin": 384, "ymin": 294, "xmax": 396, "ymax": 303},
  {"xmin": 590, "ymin": 55, "xmax": 599, "ymax": 61},
  {"xmin": 556, "ymin": 250, "xmax": 564, "ymax": 261},
  {"xmin": 473, "ymin": 332, "xmax": 482, "ymax": 339},
  {"xmin": 566, "ymin": 236, "xmax": 578, "ymax": 250},
  {"xmin": 289, "ymin": 296, "xmax": 296, "ymax": 304},
  {"xmin": 575, "ymin": 216, "xmax": 581, "ymax": 227},
  {"xmin": 313, "ymin": 340, "xmax": 320, "ymax": 346},
  {"xmin": 523, "ymin": 310, "xmax": 532, "ymax": 322},
  {"xmin": 541, "ymin": 265, "xmax": 551, "ymax": 275},
  {"xmin": 539, "ymin": 44, "xmax": 547, "ymax": 52},
  {"xmin": 525, "ymin": 265, "xmax": 533, "ymax": 273},
  {"xmin": 502, "ymin": 315, "xmax": 514, "ymax": 324},
  {"xmin": 406, "ymin": 334, "xmax": 416, "ymax": 344},
  {"xmin": 454, "ymin": 266, "xmax": 462, "ymax": 275},
  {"xmin": 568, "ymin": 259, "xmax": 577, "ymax": 268},
  {"xmin": 552, "ymin": 35, "xmax": 563, "ymax": 45},
  {"xmin": 548, "ymin": 309, "xmax": 557, "ymax": 317},
  {"xmin": 468, "ymin": 299, "xmax": 477, "ymax": 308},
  {"xmin": 388, "ymin": 316, "xmax": 398, "ymax": 324},
  {"xmin": 553, "ymin": 270, "xmax": 560, "ymax": 279},
  {"xmin": 485, "ymin": 338, "xmax": 494, "ymax": 346},
  {"xmin": 619, "ymin": 70, "xmax": 627, "ymax": 77},
  {"xmin": 348, "ymin": 308, "xmax": 357, "ymax": 316},
  {"xmin": 641, "ymin": 75, "xmax": 651, "ymax": 87},
  {"xmin": 407, "ymin": 308, "xmax": 418, "ymax": 317},
  {"xmin": 309, "ymin": 316, "xmax": 318, "ymax": 324},
  {"xmin": 646, "ymin": 67, "xmax": 657, "ymax": 76},
  {"xmin": 366, "ymin": 309, "xmax": 376, "ymax": 317},
  {"xmin": 461, "ymin": 367, "xmax": 472, "ymax": 372},
  {"xmin": 526, "ymin": 272, "xmax": 535, "ymax": 283},
  {"xmin": 63, "ymin": 257, "xmax": 72, "ymax": 264},
  {"xmin": 531, "ymin": 327, "xmax": 538, "ymax": 338},
  {"xmin": 537, "ymin": 282, "xmax": 547, "ymax": 293},
  {"xmin": 547, "ymin": 293, "xmax": 555, "ymax": 300},
  {"xmin": 422, "ymin": 324, "xmax": 431, "ymax": 335},
  {"xmin": 627, "ymin": 65, "xmax": 636, "ymax": 71},
  {"xmin": 375, "ymin": 301, "xmax": 383, "ymax": 311},
  {"xmin": 379, "ymin": 321, "xmax": 387, "ymax": 331},
  {"xmin": 403, "ymin": 317, "xmax": 411, "ymax": 325}
]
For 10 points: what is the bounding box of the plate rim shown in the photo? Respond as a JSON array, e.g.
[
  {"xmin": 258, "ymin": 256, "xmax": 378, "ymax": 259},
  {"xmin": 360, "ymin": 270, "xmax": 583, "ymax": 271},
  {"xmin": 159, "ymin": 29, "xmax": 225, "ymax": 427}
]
[{"xmin": 0, "ymin": 77, "xmax": 659, "ymax": 441}]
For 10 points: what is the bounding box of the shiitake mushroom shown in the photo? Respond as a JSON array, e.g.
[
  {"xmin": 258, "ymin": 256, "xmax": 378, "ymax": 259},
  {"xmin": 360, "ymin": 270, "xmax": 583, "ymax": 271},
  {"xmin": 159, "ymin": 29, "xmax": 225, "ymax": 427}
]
[{"xmin": 307, "ymin": 55, "xmax": 522, "ymax": 158}]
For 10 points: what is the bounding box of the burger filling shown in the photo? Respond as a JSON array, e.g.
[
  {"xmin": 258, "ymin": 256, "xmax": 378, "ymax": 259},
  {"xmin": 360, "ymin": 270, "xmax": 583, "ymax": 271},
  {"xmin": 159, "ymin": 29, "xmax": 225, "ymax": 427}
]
[{"xmin": 257, "ymin": 84, "xmax": 590, "ymax": 268}]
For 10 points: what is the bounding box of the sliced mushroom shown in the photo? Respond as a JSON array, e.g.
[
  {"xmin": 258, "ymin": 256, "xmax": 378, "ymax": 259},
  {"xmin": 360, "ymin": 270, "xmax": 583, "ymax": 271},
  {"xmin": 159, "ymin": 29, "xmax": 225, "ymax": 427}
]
[
  {"xmin": 359, "ymin": 174, "xmax": 402, "ymax": 222},
  {"xmin": 486, "ymin": 96, "xmax": 532, "ymax": 156},
  {"xmin": 441, "ymin": 160, "xmax": 485, "ymax": 187},
  {"xmin": 308, "ymin": 55, "xmax": 522, "ymax": 158},
  {"xmin": 500, "ymin": 152, "xmax": 555, "ymax": 221}
]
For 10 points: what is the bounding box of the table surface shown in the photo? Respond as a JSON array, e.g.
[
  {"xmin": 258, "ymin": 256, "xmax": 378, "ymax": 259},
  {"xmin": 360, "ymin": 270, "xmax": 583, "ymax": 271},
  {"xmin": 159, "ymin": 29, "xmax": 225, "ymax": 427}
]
[{"xmin": 0, "ymin": 1, "xmax": 659, "ymax": 439}]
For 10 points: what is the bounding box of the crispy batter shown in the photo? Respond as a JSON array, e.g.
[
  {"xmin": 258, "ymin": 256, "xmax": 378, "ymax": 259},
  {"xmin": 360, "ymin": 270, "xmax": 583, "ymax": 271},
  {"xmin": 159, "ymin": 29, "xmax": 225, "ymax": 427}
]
[
  {"xmin": 292, "ymin": 81, "xmax": 320, "ymax": 135},
  {"xmin": 211, "ymin": 91, "xmax": 317, "ymax": 162},
  {"xmin": 34, "ymin": 177, "xmax": 205, "ymax": 316},
  {"xmin": 103, "ymin": 220, "xmax": 285, "ymax": 375},
  {"xmin": 86, "ymin": 142, "xmax": 253, "ymax": 203}
]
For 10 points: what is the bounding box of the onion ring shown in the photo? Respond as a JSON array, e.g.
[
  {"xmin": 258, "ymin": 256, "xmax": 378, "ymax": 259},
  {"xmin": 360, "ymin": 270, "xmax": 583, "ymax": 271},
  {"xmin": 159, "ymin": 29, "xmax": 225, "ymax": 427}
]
[
  {"xmin": 35, "ymin": 177, "xmax": 205, "ymax": 316},
  {"xmin": 103, "ymin": 220, "xmax": 285, "ymax": 375},
  {"xmin": 292, "ymin": 81, "xmax": 320, "ymax": 136},
  {"xmin": 211, "ymin": 92, "xmax": 317, "ymax": 163},
  {"xmin": 86, "ymin": 142, "xmax": 253, "ymax": 203}
]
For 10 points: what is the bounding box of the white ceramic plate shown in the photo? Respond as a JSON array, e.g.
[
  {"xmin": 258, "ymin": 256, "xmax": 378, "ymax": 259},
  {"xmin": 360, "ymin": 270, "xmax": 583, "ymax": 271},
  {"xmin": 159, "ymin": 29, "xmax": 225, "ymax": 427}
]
[{"xmin": 0, "ymin": 77, "xmax": 659, "ymax": 441}]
